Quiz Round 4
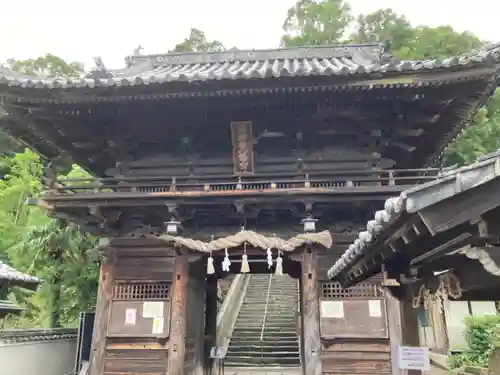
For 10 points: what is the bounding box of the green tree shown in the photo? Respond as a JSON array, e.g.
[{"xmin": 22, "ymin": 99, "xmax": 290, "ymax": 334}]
[
  {"xmin": 6, "ymin": 54, "xmax": 83, "ymax": 77},
  {"xmin": 444, "ymin": 90, "xmax": 500, "ymax": 166},
  {"xmin": 281, "ymin": 0, "xmax": 353, "ymax": 47},
  {"xmin": 171, "ymin": 28, "xmax": 225, "ymax": 53},
  {"xmin": 397, "ymin": 26, "xmax": 482, "ymax": 60},
  {"xmin": 1, "ymin": 151, "xmax": 98, "ymax": 328},
  {"xmin": 280, "ymin": 3, "xmax": 499, "ymax": 167},
  {"xmin": 1, "ymin": 55, "xmax": 98, "ymax": 328},
  {"xmin": 350, "ymin": 9, "xmax": 415, "ymax": 53}
]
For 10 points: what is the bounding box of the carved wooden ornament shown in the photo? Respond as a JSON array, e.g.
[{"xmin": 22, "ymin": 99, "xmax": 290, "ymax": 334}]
[{"xmin": 230, "ymin": 121, "xmax": 254, "ymax": 175}]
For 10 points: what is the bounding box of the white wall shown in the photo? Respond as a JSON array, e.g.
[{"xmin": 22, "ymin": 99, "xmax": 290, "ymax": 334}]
[{"xmin": 0, "ymin": 338, "xmax": 77, "ymax": 375}]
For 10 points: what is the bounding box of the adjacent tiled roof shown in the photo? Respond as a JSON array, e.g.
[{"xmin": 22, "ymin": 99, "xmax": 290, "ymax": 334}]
[
  {"xmin": 0, "ymin": 300, "xmax": 24, "ymax": 315},
  {"xmin": 0, "ymin": 42, "xmax": 499, "ymax": 89},
  {"xmin": 0, "ymin": 328, "xmax": 77, "ymax": 344},
  {"xmin": 327, "ymin": 149, "xmax": 500, "ymax": 280},
  {"xmin": 0, "ymin": 261, "xmax": 39, "ymax": 288}
]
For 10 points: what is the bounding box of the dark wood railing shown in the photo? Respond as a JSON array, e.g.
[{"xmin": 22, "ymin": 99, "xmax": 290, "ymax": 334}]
[{"xmin": 51, "ymin": 168, "xmax": 442, "ymax": 196}]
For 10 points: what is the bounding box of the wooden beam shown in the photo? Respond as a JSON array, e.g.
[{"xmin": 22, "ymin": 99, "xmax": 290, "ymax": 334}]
[
  {"xmin": 300, "ymin": 245, "xmax": 322, "ymax": 375},
  {"xmin": 88, "ymin": 252, "xmax": 115, "ymax": 375},
  {"xmin": 168, "ymin": 249, "xmax": 189, "ymax": 375}
]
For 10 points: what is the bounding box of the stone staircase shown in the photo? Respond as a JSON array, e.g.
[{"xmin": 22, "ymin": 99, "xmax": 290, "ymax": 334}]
[{"xmin": 225, "ymin": 274, "xmax": 300, "ymax": 368}]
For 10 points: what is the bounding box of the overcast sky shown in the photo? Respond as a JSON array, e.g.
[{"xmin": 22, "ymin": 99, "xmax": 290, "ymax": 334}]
[{"xmin": 1, "ymin": 0, "xmax": 498, "ymax": 69}]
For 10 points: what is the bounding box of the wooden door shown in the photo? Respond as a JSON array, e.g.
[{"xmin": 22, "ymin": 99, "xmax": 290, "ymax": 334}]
[{"xmin": 319, "ymin": 282, "xmax": 391, "ymax": 375}]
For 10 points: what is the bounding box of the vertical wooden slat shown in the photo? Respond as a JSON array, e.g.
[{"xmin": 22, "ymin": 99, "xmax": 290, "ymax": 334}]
[
  {"xmin": 168, "ymin": 250, "xmax": 189, "ymax": 375},
  {"xmin": 386, "ymin": 290, "xmax": 404, "ymax": 375},
  {"xmin": 89, "ymin": 252, "xmax": 114, "ymax": 375},
  {"xmin": 301, "ymin": 245, "xmax": 322, "ymax": 375}
]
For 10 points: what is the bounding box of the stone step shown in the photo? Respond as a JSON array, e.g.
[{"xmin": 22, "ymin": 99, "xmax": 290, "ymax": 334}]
[
  {"xmin": 223, "ymin": 366, "xmax": 302, "ymax": 374},
  {"xmin": 229, "ymin": 339, "xmax": 298, "ymax": 345},
  {"xmin": 226, "ymin": 275, "xmax": 300, "ymax": 368},
  {"xmin": 227, "ymin": 351, "xmax": 300, "ymax": 358},
  {"xmin": 236, "ymin": 315, "xmax": 296, "ymax": 320},
  {"xmin": 228, "ymin": 345, "xmax": 299, "ymax": 353},
  {"xmin": 234, "ymin": 323, "xmax": 296, "ymax": 329},
  {"xmin": 223, "ymin": 357, "xmax": 301, "ymax": 366}
]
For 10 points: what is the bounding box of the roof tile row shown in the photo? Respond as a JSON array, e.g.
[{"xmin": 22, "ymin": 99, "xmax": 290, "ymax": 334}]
[
  {"xmin": 0, "ymin": 261, "xmax": 39, "ymax": 285},
  {"xmin": 0, "ymin": 43, "xmax": 498, "ymax": 90}
]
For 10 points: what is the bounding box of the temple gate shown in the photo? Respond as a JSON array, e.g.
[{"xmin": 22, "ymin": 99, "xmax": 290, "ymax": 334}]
[{"xmin": 0, "ymin": 42, "xmax": 498, "ymax": 374}]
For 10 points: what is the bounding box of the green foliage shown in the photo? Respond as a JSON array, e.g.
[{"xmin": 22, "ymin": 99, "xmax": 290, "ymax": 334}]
[
  {"xmin": 449, "ymin": 315, "xmax": 500, "ymax": 369},
  {"xmin": 6, "ymin": 54, "xmax": 83, "ymax": 77},
  {"xmin": 444, "ymin": 90, "xmax": 500, "ymax": 166},
  {"xmin": 171, "ymin": 28, "xmax": 225, "ymax": 53},
  {"xmin": 0, "ymin": 151, "xmax": 98, "ymax": 328},
  {"xmin": 350, "ymin": 8, "xmax": 414, "ymax": 52},
  {"xmin": 0, "ymin": 57, "xmax": 97, "ymax": 328},
  {"xmin": 280, "ymin": 1, "xmax": 500, "ymax": 166},
  {"xmin": 281, "ymin": 0, "xmax": 353, "ymax": 46}
]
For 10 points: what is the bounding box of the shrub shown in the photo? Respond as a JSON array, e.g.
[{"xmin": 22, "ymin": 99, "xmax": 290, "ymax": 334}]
[{"xmin": 450, "ymin": 314, "xmax": 500, "ymax": 369}]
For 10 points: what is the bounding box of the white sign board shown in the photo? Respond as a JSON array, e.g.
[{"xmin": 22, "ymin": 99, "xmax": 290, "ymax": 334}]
[
  {"xmin": 152, "ymin": 318, "xmax": 164, "ymax": 334},
  {"xmin": 124, "ymin": 308, "xmax": 136, "ymax": 325},
  {"xmin": 142, "ymin": 301, "xmax": 164, "ymax": 318},
  {"xmin": 398, "ymin": 346, "xmax": 430, "ymax": 371},
  {"xmin": 320, "ymin": 300, "xmax": 344, "ymax": 318},
  {"xmin": 368, "ymin": 300, "xmax": 382, "ymax": 317}
]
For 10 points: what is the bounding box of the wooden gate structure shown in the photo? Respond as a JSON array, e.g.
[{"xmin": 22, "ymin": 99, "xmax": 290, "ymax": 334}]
[{"xmin": 0, "ymin": 42, "xmax": 499, "ymax": 375}]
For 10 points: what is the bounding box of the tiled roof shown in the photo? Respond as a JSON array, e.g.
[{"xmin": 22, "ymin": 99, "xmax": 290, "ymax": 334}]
[
  {"xmin": 0, "ymin": 300, "xmax": 24, "ymax": 314},
  {"xmin": 328, "ymin": 149, "xmax": 500, "ymax": 281},
  {"xmin": 0, "ymin": 328, "xmax": 77, "ymax": 344},
  {"xmin": 0, "ymin": 42, "xmax": 499, "ymax": 89},
  {"xmin": 0, "ymin": 261, "xmax": 39, "ymax": 288}
]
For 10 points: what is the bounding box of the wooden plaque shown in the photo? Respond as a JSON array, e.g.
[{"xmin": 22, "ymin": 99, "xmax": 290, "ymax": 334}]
[
  {"xmin": 319, "ymin": 298, "xmax": 388, "ymax": 339},
  {"xmin": 107, "ymin": 299, "xmax": 171, "ymax": 338},
  {"xmin": 230, "ymin": 121, "xmax": 255, "ymax": 175}
]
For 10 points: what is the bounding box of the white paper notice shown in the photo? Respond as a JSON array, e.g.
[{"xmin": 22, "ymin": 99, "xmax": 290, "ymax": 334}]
[
  {"xmin": 142, "ymin": 301, "xmax": 164, "ymax": 318},
  {"xmin": 152, "ymin": 317, "xmax": 164, "ymax": 334},
  {"xmin": 398, "ymin": 346, "xmax": 430, "ymax": 371},
  {"xmin": 320, "ymin": 300, "xmax": 344, "ymax": 318},
  {"xmin": 368, "ymin": 300, "xmax": 382, "ymax": 317},
  {"xmin": 125, "ymin": 308, "xmax": 136, "ymax": 325}
]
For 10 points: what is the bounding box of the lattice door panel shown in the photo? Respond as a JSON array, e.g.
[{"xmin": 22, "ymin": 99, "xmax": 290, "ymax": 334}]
[
  {"xmin": 321, "ymin": 281, "xmax": 383, "ymax": 300},
  {"xmin": 113, "ymin": 282, "xmax": 170, "ymax": 300},
  {"xmin": 319, "ymin": 281, "xmax": 387, "ymax": 339},
  {"xmin": 107, "ymin": 282, "xmax": 171, "ymax": 338}
]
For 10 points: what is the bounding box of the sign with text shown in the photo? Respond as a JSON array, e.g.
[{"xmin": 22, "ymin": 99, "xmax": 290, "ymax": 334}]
[{"xmin": 398, "ymin": 346, "xmax": 430, "ymax": 371}]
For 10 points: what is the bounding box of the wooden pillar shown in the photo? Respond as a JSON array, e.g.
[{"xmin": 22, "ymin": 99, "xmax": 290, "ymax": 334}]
[
  {"xmin": 89, "ymin": 250, "xmax": 114, "ymax": 375},
  {"xmin": 401, "ymin": 298, "xmax": 421, "ymax": 375},
  {"xmin": 168, "ymin": 250, "xmax": 189, "ymax": 375},
  {"xmin": 193, "ymin": 263, "xmax": 206, "ymax": 375},
  {"xmin": 386, "ymin": 290, "xmax": 404, "ymax": 375},
  {"xmin": 300, "ymin": 245, "xmax": 322, "ymax": 375},
  {"xmin": 204, "ymin": 275, "xmax": 218, "ymax": 373}
]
